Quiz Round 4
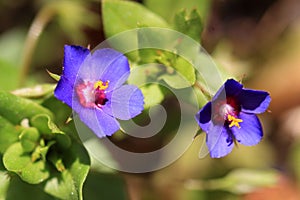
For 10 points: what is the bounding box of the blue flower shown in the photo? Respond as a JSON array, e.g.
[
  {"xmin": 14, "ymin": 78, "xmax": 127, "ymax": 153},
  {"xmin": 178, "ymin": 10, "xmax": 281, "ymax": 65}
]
[
  {"xmin": 54, "ymin": 45, "xmax": 144, "ymax": 137},
  {"xmin": 195, "ymin": 79, "xmax": 271, "ymax": 158}
]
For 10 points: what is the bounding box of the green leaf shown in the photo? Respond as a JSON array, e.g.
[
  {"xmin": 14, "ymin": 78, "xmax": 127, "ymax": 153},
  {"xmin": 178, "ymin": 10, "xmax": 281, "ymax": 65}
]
[
  {"xmin": 0, "ymin": 170, "xmax": 10, "ymax": 200},
  {"xmin": 102, "ymin": 0, "xmax": 169, "ymax": 38},
  {"xmin": 31, "ymin": 114, "xmax": 71, "ymax": 149},
  {"xmin": 31, "ymin": 114, "xmax": 63, "ymax": 135},
  {"xmin": 3, "ymin": 143, "xmax": 50, "ymax": 184},
  {"xmin": 144, "ymin": 0, "xmax": 211, "ymax": 22},
  {"xmin": 141, "ymin": 84, "xmax": 164, "ymax": 108},
  {"xmin": 174, "ymin": 9, "xmax": 203, "ymax": 41},
  {"xmin": 220, "ymin": 169, "xmax": 279, "ymax": 194},
  {"xmin": 83, "ymin": 172, "xmax": 128, "ymax": 200},
  {"xmin": 48, "ymin": 152, "xmax": 66, "ymax": 172},
  {"xmin": 41, "ymin": 96, "xmax": 72, "ymax": 128},
  {"xmin": 19, "ymin": 127, "xmax": 40, "ymax": 153},
  {"xmin": 0, "ymin": 91, "xmax": 54, "ymax": 125},
  {"xmin": 127, "ymin": 63, "xmax": 164, "ymax": 85},
  {"xmin": 44, "ymin": 141, "xmax": 90, "ymax": 200},
  {"xmin": 137, "ymin": 28, "xmax": 196, "ymax": 88},
  {"xmin": 0, "ymin": 115, "xmax": 20, "ymax": 154},
  {"xmin": 137, "ymin": 28, "xmax": 177, "ymax": 64},
  {"xmin": 158, "ymin": 56, "xmax": 196, "ymax": 89},
  {"xmin": 11, "ymin": 84, "xmax": 55, "ymax": 99},
  {"xmin": 5, "ymin": 175, "xmax": 54, "ymax": 200},
  {"xmin": 46, "ymin": 70, "xmax": 60, "ymax": 81},
  {"xmin": 102, "ymin": 0, "xmax": 170, "ymax": 61},
  {"xmin": 37, "ymin": 141, "xmax": 56, "ymax": 162},
  {"xmin": 21, "ymin": 160, "xmax": 51, "ymax": 185},
  {"xmin": 186, "ymin": 168, "xmax": 279, "ymax": 194}
]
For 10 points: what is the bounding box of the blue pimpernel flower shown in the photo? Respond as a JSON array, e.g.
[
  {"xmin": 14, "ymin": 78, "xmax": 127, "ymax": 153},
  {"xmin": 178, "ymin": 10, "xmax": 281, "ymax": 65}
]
[
  {"xmin": 54, "ymin": 45, "xmax": 144, "ymax": 137},
  {"xmin": 195, "ymin": 79, "xmax": 271, "ymax": 158}
]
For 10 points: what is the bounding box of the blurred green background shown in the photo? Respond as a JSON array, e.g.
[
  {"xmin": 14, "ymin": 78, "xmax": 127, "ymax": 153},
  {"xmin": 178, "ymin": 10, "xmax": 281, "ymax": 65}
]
[{"xmin": 1, "ymin": 0, "xmax": 300, "ymax": 199}]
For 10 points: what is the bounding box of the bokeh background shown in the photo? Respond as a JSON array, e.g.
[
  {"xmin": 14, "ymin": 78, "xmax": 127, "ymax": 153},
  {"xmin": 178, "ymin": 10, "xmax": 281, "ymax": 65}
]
[{"xmin": 1, "ymin": 0, "xmax": 300, "ymax": 199}]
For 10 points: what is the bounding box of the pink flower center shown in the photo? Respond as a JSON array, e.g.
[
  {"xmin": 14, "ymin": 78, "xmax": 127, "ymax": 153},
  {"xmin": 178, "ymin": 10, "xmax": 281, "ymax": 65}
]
[
  {"xmin": 213, "ymin": 97, "xmax": 243, "ymax": 128},
  {"xmin": 76, "ymin": 80, "xmax": 109, "ymax": 108}
]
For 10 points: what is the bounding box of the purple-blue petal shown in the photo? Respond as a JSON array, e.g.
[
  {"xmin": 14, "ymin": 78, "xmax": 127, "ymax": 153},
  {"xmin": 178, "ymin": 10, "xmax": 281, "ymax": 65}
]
[
  {"xmin": 78, "ymin": 48, "xmax": 130, "ymax": 91},
  {"xmin": 206, "ymin": 124, "xmax": 234, "ymax": 158},
  {"xmin": 54, "ymin": 76, "xmax": 73, "ymax": 107},
  {"xmin": 102, "ymin": 85, "xmax": 144, "ymax": 120},
  {"xmin": 238, "ymin": 89, "xmax": 271, "ymax": 114},
  {"xmin": 63, "ymin": 45, "xmax": 90, "ymax": 83},
  {"xmin": 76, "ymin": 107, "xmax": 120, "ymax": 138},
  {"xmin": 213, "ymin": 79, "xmax": 243, "ymax": 101},
  {"xmin": 69, "ymin": 92, "xmax": 120, "ymax": 137},
  {"xmin": 195, "ymin": 102, "xmax": 212, "ymax": 133},
  {"xmin": 231, "ymin": 112, "xmax": 263, "ymax": 146}
]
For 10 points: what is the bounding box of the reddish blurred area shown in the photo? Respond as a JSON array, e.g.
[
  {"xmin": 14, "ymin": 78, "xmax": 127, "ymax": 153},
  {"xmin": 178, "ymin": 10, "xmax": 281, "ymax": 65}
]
[{"xmin": 243, "ymin": 175, "xmax": 300, "ymax": 200}]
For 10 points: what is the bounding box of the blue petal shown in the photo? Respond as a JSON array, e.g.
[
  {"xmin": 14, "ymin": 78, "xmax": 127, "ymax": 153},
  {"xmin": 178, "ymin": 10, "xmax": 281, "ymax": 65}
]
[
  {"xmin": 195, "ymin": 102, "xmax": 212, "ymax": 133},
  {"xmin": 54, "ymin": 76, "xmax": 73, "ymax": 107},
  {"xmin": 103, "ymin": 85, "xmax": 144, "ymax": 120},
  {"xmin": 213, "ymin": 79, "xmax": 243, "ymax": 101},
  {"xmin": 76, "ymin": 108, "xmax": 120, "ymax": 138},
  {"xmin": 63, "ymin": 45, "xmax": 90, "ymax": 83},
  {"xmin": 231, "ymin": 112, "xmax": 263, "ymax": 146},
  {"xmin": 238, "ymin": 89, "xmax": 271, "ymax": 114},
  {"xmin": 78, "ymin": 48, "xmax": 130, "ymax": 91},
  {"xmin": 206, "ymin": 124, "xmax": 234, "ymax": 158},
  {"xmin": 54, "ymin": 45, "xmax": 89, "ymax": 107}
]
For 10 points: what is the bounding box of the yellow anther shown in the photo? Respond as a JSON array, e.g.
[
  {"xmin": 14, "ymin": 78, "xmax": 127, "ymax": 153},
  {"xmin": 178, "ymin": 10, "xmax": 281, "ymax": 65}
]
[
  {"xmin": 94, "ymin": 80, "xmax": 109, "ymax": 90},
  {"xmin": 227, "ymin": 114, "xmax": 243, "ymax": 129}
]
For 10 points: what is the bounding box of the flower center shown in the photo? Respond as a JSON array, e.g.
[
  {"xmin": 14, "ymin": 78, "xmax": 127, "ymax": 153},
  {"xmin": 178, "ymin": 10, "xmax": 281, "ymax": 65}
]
[
  {"xmin": 213, "ymin": 97, "xmax": 243, "ymax": 128},
  {"xmin": 94, "ymin": 80, "xmax": 109, "ymax": 90},
  {"xmin": 227, "ymin": 114, "xmax": 243, "ymax": 128},
  {"xmin": 76, "ymin": 80, "xmax": 109, "ymax": 108}
]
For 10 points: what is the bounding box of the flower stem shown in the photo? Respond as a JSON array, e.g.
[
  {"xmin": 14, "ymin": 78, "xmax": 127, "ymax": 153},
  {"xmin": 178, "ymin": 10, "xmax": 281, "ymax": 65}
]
[
  {"xmin": 193, "ymin": 81, "xmax": 212, "ymax": 100},
  {"xmin": 18, "ymin": 5, "xmax": 55, "ymax": 87}
]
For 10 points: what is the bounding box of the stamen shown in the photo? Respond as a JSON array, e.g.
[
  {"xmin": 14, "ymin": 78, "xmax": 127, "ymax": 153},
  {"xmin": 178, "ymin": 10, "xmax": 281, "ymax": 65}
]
[
  {"xmin": 227, "ymin": 114, "xmax": 243, "ymax": 128},
  {"xmin": 94, "ymin": 80, "xmax": 109, "ymax": 90}
]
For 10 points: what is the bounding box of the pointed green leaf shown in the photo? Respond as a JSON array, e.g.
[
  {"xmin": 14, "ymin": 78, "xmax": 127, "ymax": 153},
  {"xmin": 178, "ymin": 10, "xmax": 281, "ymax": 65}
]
[
  {"xmin": 174, "ymin": 9, "xmax": 203, "ymax": 41},
  {"xmin": 3, "ymin": 142, "xmax": 50, "ymax": 184},
  {"xmin": 158, "ymin": 56, "xmax": 196, "ymax": 89},
  {"xmin": 48, "ymin": 152, "xmax": 66, "ymax": 172},
  {"xmin": 38, "ymin": 141, "xmax": 56, "ymax": 162},
  {"xmin": 0, "ymin": 91, "xmax": 54, "ymax": 125},
  {"xmin": 144, "ymin": 0, "xmax": 210, "ymax": 22},
  {"xmin": 102, "ymin": 0, "xmax": 170, "ymax": 61},
  {"xmin": 44, "ymin": 141, "xmax": 90, "ymax": 200},
  {"xmin": 137, "ymin": 28, "xmax": 196, "ymax": 88},
  {"xmin": 21, "ymin": 160, "xmax": 51, "ymax": 185},
  {"xmin": 47, "ymin": 70, "xmax": 61, "ymax": 81},
  {"xmin": 102, "ymin": 0, "xmax": 169, "ymax": 38},
  {"xmin": 141, "ymin": 84, "xmax": 164, "ymax": 108},
  {"xmin": 31, "ymin": 114, "xmax": 71, "ymax": 149},
  {"xmin": 83, "ymin": 172, "xmax": 128, "ymax": 200},
  {"xmin": 0, "ymin": 115, "xmax": 20, "ymax": 154},
  {"xmin": 19, "ymin": 127, "xmax": 40, "ymax": 153},
  {"xmin": 31, "ymin": 114, "xmax": 62, "ymax": 135},
  {"xmin": 5, "ymin": 175, "xmax": 54, "ymax": 200},
  {"xmin": 11, "ymin": 84, "xmax": 55, "ymax": 99}
]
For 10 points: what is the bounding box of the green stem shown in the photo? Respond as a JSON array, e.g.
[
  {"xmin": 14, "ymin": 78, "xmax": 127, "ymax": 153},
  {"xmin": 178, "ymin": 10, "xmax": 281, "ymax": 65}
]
[
  {"xmin": 18, "ymin": 5, "xmax": 56, "ymax": 87},
  {"xmin": 193, "ymin": 81, "xmax": 212, "ymax": 100}
]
